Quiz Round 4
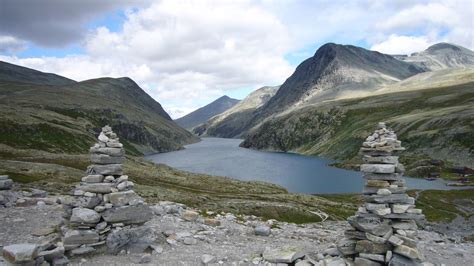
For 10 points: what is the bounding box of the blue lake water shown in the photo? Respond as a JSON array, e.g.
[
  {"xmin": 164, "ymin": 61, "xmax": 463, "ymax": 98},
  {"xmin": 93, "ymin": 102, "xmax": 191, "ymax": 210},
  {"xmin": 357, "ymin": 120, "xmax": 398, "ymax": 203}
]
[{"xmin": 145, "ymin": 137, "xmax": 463, "ymax": 194}]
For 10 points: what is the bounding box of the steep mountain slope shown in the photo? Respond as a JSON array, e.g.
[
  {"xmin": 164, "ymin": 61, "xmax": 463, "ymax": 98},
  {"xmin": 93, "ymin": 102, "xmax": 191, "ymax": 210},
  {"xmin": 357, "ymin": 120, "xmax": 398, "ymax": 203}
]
[
  {"xmin": 400, "ymin": 43, "xmax": 474, "ymax": 71},
  {"xmin": 241, "ymin": 80, "xmax": 474, "ymax": 168},
  {"xmin": 0, "ymin": 62, "xmax": 198, "ymax": 155},
  {"xmin": 0, "ymin": 61, "xmax": 76, "ymax": 86},
  {"xmin": 193, "ymin": 86, "xmax": 279, "ymax": 137},
  {"xmin": 202, "ymin": 43, "xmax": 425, "ymax": 138},
  {"xmin": 175, "ymin": 95, "xmax": 239, "ymax": 129}
]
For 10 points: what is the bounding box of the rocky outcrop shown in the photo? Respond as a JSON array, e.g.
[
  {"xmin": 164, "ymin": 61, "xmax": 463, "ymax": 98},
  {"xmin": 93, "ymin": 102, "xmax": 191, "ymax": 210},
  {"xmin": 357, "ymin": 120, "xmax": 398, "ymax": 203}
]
[{"xmin": 338, "ymin": 122, "xmax": 426, "ymax": 265}]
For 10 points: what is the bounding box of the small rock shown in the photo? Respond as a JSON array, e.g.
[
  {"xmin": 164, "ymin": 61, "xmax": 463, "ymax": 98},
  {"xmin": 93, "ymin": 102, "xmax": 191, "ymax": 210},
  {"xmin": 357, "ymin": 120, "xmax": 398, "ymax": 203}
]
[
  {"xmin": 204, "ymin": 218, "xmax": 221, "ymax": 226},
  {"xmin": 255, "ymin": 225, "xmax": 271, "ymax": 236},
  {"xmin": 70, "ymin": 246, "xmax": 95, "ymax": 256},
  {"xmin": 182, "ymin": 210, "xmax": 199, "ymax": 221},
  {"xmin": 139, "ymin": 254, "xmax": 152, "ymax": 264},
  {"xmin": 201, "ymin": 254, "xmax": 216, "ymax": 264},
  {"xmin": 70, "ymin": 207, "xmax": 101, "ymax": 224},
  {"xmin": 183, "ymin": 237, "xmax": 197, "ymax": 245}
]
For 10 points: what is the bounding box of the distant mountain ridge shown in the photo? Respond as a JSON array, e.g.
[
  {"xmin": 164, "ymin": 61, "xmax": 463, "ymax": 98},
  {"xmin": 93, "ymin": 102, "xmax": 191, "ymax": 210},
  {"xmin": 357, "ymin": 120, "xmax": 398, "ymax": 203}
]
[
  {"xmin": 174, "ymin": 95, "xmax": 239, "ymax": 129},
  {"xmin": 0, "ymin": 60, "xmax": 76, "ymax": 86},
  {"xmin": 399, "ymin": 43, "xmax": 474, "ymax": 71},
  {"xmin": 193, "ymin": 86, "xmax": 279, "ymax": 137},
  {"xmin": 0, "ymin": 61, "xmax": 197, "ymax": 155}
]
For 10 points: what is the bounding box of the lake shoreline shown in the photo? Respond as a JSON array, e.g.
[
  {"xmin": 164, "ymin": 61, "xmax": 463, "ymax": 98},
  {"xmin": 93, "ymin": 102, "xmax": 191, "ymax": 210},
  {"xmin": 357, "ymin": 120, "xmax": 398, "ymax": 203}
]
[{"xmin": 145, "ymin": 137, "xmax": 468, "ymax": 194}]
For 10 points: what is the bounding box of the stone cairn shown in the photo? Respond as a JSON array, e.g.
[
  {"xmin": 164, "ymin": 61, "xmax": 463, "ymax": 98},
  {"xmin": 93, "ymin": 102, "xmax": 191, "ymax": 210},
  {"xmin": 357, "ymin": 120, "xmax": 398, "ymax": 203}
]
[
  {"xmin": 337, "ymin": 122, "xmax": 425, "ymax": 266},
  {"xmin": 61, "ymin": 125, "xmax": 153, "ymax": 257}
]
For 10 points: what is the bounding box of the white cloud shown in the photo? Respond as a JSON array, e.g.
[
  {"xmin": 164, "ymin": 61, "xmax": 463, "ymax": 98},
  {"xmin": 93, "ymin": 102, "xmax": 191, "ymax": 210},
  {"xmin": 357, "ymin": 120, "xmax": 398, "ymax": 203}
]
[
  {"xmin": 0, "ymin": 35, "xmax": 27, "ymax": 53},
  {"xmin": 1, "ymin": 0, "xmax": 473, "ymax": 118},
  {"xmin": 370, "ymin": 34, "xmax": 434, "ymax": 55}
]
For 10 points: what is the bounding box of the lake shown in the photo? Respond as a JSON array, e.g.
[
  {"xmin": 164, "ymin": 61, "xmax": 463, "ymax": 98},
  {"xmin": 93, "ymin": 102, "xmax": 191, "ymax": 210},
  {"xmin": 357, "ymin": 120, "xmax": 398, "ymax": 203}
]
[{"xmin": 145, "ymin": 137, "xmax": 461, "ymax": 194}]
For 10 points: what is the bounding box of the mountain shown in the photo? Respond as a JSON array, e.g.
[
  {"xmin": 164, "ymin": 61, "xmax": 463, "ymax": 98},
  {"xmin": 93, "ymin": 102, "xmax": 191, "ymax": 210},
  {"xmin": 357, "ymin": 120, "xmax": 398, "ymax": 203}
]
[
  {"xmin": 0, "ymin": 61, "xmax": 198, "ymax": 155},
  {"xmin": 400, "ymin": 43, "xmax": 474, "ymax": 71},
  {"xmin": 0, "ymin": 60, "xmax": 76, "ymax": 86},
  {"xmin": 219, "ymin": 42, "xmax": 474, "ymax": 170},
  {"xmin": 201, "ymin": 43, "xmax": 425, "ymax": 139},
  {"xmin": 241, "ymin": 80, "xmax": 474, "ymax": 169},
  {"xmin": 193, "ymin": 86, "xmax": 279, "ymax": 137},
  {"xmin": 174, "ymin": 95, "xmax": 240, "ymax": 129}
]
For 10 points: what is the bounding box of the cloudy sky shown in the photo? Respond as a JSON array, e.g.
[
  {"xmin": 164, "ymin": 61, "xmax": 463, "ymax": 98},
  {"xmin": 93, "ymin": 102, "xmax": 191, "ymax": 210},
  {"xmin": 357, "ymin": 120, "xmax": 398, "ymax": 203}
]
[{"xmin": 0, "ymin": 0, "xmax": 472, "ymax": 118}]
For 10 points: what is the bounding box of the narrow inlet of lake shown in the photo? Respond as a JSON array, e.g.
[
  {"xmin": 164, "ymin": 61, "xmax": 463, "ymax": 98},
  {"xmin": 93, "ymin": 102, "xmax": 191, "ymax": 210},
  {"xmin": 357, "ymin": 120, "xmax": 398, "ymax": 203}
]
[{"xmin": 145, "ymin": 138, "xmax": 458, "ymax": 194}]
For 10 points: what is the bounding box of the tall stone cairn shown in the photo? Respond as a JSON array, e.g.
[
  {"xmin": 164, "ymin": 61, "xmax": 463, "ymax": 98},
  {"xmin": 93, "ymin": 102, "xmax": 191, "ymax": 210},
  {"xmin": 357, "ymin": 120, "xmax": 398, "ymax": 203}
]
[
  {"xmin": 61, "ymin": 125, "xmax": 153, "ymax": 256},
  {"xmin": 337, "ymin": 122, "xmax": 426, "ymax": 266}
]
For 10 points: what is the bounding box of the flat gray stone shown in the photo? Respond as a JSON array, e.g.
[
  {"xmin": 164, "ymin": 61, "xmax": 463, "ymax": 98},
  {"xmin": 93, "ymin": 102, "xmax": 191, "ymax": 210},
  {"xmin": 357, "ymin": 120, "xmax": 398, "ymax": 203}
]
[
  {"xmin": 89, "ymin": 147, "xmax": 124, "ymax": 157},
  {"xmin": 363, "ymin": 156, "xmax": 399, "ymax": 164},
  {"xmin": 355, "ymin": 257, "xmax": 383, "ymax": 266},
  {"xmin": 0, "ymin": 175, "xmax": 9, "ymax": 180},
  {"xmin": 355, "ymin": 240, "xmax": 390, "ymax": 254},
  {"xmin": 108, "ymin": 191, "xmax": 141, "ymax": 206},
  {"xmin": 361, "ymin": 164, "xmax": 396, "ymax": 174},
  {"xmin": 87, "ymin": 164, "xmax": 123, "ymax": 176},
  {"xmin": 262, "ymin": 247, "xmax": 305, "ymax": 263},
  {"xmin": 364, "ymin": 194, "xmax": 415, "ymax": 204},
  {"xmin": 364, "ymin": 173, "xmax": 402, "ymax": 181},
  {"xmin": 70, "ymin": 207, "xmax": 101, "ymax": 224},
  {"xmin": 2, "ymin": 244, "xmax": 38, "ymax": 264},
  {"xmin": 348, "ymin": 215, "xmax": 392, "ymax": 236},
  {"xmin": 90, "ymin": 154, "xmax": 124, "ymax": 164},
  {"xmin": 63, "ymin": 230, "xmax": 99, "ymax": 245},
  {"xmin": 81, "ymin": 175, "xmax": 104, "ymax": 183},
  {"xmin": 102, "ymin": 204, "xmax": 153, "ymax": 224},
  {"xmin": 393, "ymin": 245, "xmax": 421, "ymax": 260},
  {"xmin": 388, "ymin": 254, "xmax": 421, "ymax": 266},
  {"xmin": 79, "ymin": 183, "xmax": 114, "ymax": 194}
]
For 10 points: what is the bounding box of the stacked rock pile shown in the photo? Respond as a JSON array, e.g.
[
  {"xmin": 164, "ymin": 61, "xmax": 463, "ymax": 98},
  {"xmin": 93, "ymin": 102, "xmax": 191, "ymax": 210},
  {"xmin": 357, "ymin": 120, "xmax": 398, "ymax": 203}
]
[
  {"xmin": 0, "ymin": 175, "xmax": 13, "ymax": 190},
  {"xmin": 337, "ymin": 122, "xmax": 426, "ymax": 266},
  {"xmin": 61, "ymin": 125, "xmax": 153, "ymax": 256}
]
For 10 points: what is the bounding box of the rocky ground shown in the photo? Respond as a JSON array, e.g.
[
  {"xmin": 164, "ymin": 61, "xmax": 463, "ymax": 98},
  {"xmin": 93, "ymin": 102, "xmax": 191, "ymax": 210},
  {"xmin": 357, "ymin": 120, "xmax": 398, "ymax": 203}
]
[{"xmin": 0, "ymin": 191, "xmax": 473, "ymax": 266}]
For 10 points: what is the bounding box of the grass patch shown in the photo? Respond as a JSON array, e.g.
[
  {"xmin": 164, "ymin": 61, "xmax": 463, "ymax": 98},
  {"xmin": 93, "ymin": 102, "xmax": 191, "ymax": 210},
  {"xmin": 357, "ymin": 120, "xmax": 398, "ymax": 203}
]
[{"xmin": 410, "ymin": 189, "xmax": 474, "ymax": 222}]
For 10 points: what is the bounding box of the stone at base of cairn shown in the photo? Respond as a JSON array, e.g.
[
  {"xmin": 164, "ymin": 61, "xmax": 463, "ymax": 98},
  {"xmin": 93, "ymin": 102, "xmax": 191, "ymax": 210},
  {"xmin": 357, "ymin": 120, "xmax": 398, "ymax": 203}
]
[
  {"xmin": 0, "ymin": 175, "xmax": 14, "ymax": 190},
  {"xmin": 61, "ymin": 125, "xmax": 153, "ymax": 257},
  {"xmin": 337, "ymin": 122, "xmax": 426, "ymax": 265}
]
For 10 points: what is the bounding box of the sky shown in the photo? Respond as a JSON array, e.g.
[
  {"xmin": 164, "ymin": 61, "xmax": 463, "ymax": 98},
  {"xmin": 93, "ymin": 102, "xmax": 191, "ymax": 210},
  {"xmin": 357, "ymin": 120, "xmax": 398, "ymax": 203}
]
[{"xmin": 0, "ymin": 0, "xmax": 472, "ymax": 119}]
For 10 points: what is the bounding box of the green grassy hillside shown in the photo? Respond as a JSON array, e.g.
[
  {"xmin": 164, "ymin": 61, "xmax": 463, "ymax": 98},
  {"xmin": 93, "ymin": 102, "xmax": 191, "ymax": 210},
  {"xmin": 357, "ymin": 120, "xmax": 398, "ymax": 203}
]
[
  {"xmin": 241, "ymin": 82, "xmax": 474, "ymax": 175},
  {"xmin": 0, "ymin": 77, "xmax": 198, "ymax": 155}
]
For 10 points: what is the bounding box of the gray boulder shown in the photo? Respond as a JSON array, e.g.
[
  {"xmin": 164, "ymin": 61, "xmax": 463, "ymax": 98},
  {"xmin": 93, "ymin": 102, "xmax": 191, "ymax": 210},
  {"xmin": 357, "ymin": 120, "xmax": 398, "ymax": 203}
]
[{"xmin": 2, "ymin": 244, "xmax": 38, "ymax": 264}]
